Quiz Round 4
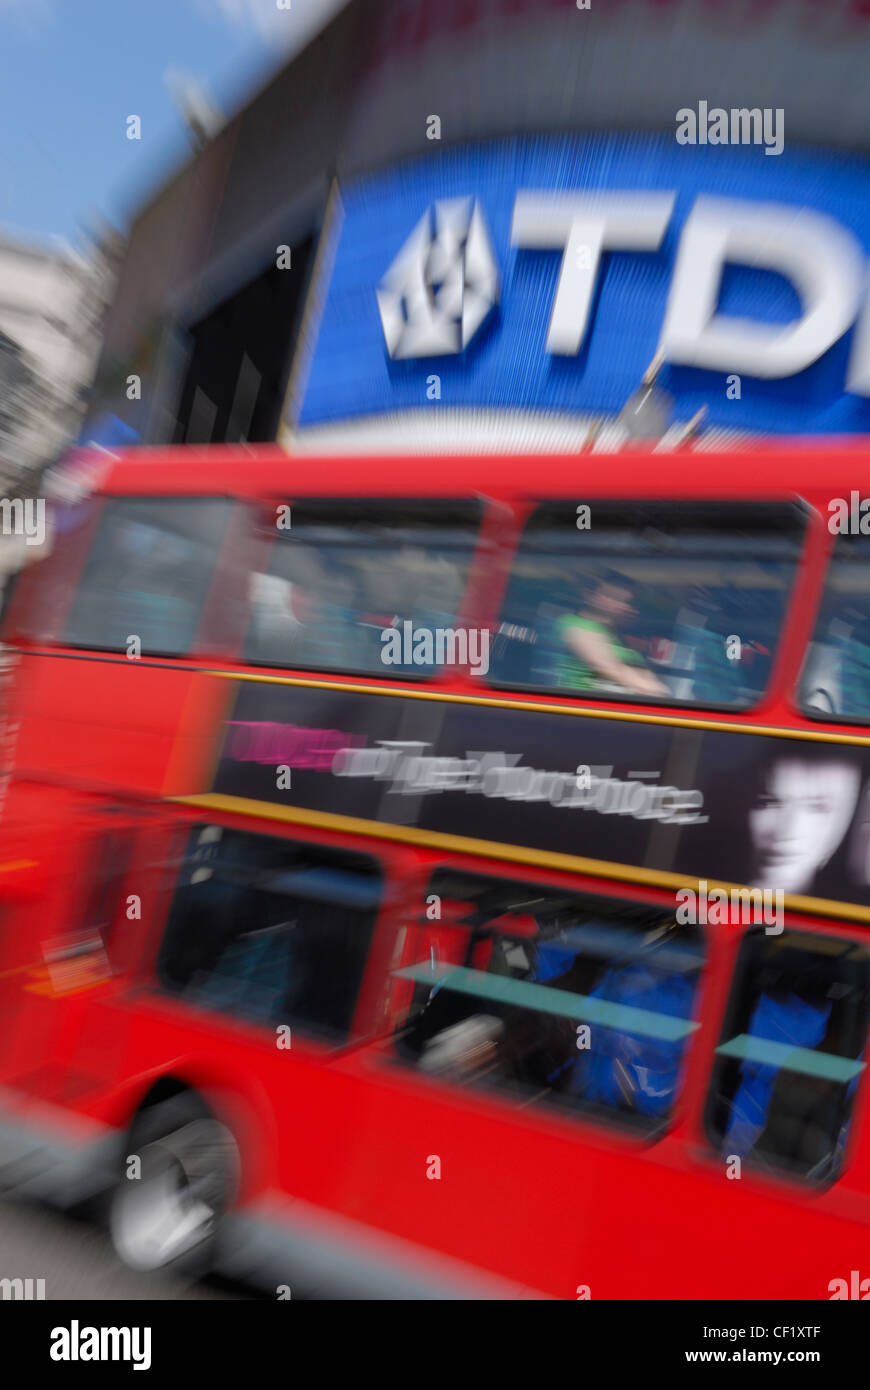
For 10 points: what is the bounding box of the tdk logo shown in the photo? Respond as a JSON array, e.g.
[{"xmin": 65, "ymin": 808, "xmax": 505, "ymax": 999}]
[
  {"xmin": 379, "ymin": 191, "xmax": 870, "ymax": 393},
  {"xmin": 377, "ymin": 197, "xmax": 499, "ymax": 358}
]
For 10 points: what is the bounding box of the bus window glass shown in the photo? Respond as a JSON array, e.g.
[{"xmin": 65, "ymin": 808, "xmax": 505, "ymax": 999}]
[
  {"xmin": 245, "ymin": 502, "xmax": 481, "ymax": 677},
  {"xmin": 62, "ymin": 498, "xmax": 233, "ymax": 657},
  {"xmin": 392, "ymin": 870, "xmax": 706, "ymax": 1134},
  {"xmin": 491, "ymin": 502, "xmax": 805, "ymax": 708},
  {"xmin": 706, "ymin": 928, "xmax": 870, "ymax": 1183},
  {"xmin": 800, "ymin": 535, "xmax": 870, "ymax": 719},
  {"xmin": 157, "ymin": 825, "xmax": 382, "ymax": 1043}
]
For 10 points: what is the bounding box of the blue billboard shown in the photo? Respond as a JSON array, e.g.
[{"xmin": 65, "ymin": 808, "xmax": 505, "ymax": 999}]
[{"xmin": 298, "ymin": 132, "xmax": 870, "ymax": 436}]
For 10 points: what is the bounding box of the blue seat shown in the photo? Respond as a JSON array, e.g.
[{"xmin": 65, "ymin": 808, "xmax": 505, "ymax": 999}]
[
  {"xmin": 557, "ymin": 961, "xmax": 696, "ymax": 1117},
  {"xmin": 723, "ymin": 992, "xmax": 831, "ymax": 1156}
]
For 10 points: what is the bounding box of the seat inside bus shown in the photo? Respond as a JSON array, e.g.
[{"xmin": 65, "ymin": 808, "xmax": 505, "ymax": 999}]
[
  {"xmin": 397, "ymin": 902, "xmax": 705, "ymax": 1126},
  {"xmin": 715, "ymin": 938, "xmax": 870, "ymax": 1179}
]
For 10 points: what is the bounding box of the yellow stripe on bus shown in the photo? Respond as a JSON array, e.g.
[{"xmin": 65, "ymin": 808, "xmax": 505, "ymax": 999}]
[
  {"xmin": 170, "ymin": 792, "xmax": 870, "ymax": 927},
  {"xmin": 201, "ymin": 670, "xmax": 870, "ymax": 746}
]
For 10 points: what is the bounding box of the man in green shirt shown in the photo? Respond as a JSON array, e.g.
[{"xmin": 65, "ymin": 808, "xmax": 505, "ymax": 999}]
[{"xmin": 554, "ymin": 576, "xmax": 668, "ymax": 697}]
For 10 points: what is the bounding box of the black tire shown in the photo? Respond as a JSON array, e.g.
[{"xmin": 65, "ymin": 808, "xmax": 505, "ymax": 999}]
[{"xmin": 109, "ymin": 1090, "xmax": 239, "ymax": 1277}]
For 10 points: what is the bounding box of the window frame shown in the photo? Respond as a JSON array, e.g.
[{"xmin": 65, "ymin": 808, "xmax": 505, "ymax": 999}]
[
  {"xmin": 242, "ymin": 496, "xmax": 487, "ymax": 683},
  {"xmin": 488, "ymin": 497, "xmax": 810, "ymax": 713},
  {"xmin": 386, "ymin": 865, "xmax": 709, "ymax": 1141},
  {"xmin": 152, "ymin": 820, "xmax": 387, "ymax": 1049},
  {"xmin": 702, "ymin": 922, "xmax": 870, "ymax": 1189},
  {"xmin": 58, "ymin": 493, "xmax": 239, "ymax": 661},
  {"xmin": 796, "ymin": 529, "xmax": 870, "ymax": 727}
]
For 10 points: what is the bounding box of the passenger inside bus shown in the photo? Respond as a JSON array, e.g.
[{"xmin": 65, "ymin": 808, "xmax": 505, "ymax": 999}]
[
  {"xmin": 503, "ymin": 570, "xmax": 772, "ymax": 706},
  {"xmin": 490, "ymin": 503, "xmax": 801, "ymax": 707},
  {"xmin": 245, "ymin": 515, "xmax": 475, "ymax": 675},
  {"xmin": 247, "ymin": 559, "xmax": 367, "ymax": 670},
  {"xmin": 552, "ymin": 573, "xmax": 668, "ymax": 698}
]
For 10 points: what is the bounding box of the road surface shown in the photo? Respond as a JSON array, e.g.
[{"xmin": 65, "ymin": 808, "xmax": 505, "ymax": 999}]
[{"xmin": 0, "ymin": 1198, "xmax": 254, "ymax": 1300}]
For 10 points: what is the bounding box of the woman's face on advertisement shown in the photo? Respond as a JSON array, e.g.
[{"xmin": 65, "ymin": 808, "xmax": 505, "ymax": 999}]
[{"xmin": 748, "ymin": 759, "xmax": 862, "ymax": 892}]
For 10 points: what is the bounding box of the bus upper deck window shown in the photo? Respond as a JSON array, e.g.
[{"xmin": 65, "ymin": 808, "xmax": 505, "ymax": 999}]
[
  {"xmin": 61, "ymin": 497, "xmax": 234, "ymax": 658},
  {"xmin": 800, "ymin": 535, "xmax": 870, "ymax": 721},
  {"xmin": 490, "ymin": 501, "xmax": 806, "ymax": 711},
  {"xmin": 244, "ymin": 501, "xmax": 481, "ymax": 677}
]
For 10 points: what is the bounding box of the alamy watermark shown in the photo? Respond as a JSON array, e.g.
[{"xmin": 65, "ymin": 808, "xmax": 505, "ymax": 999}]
[
  {"xmin": 50, "ymin": 1321, "xmax": 151, "ymax": 1370},
  {"xmin": 676, "ymin": 880, "xmax": 783, "ymax": 933},
  {"xmin": 0, "ymin": 1275, "xmax": 45, "ymax": 1299},
  {"xmin": 828, "ymin": 492, "xmax": 870, "ymax": 534},
  {"xmin": 380, "ymin": 622, "xmax": 490, "ymax": 676},
  {"xmin": 676, "ymin": 102, "xmax": 784, "ymax": 156},
  {"xmin": 0, "ymin": 497, "xmax": 45, "ymax": 546}
]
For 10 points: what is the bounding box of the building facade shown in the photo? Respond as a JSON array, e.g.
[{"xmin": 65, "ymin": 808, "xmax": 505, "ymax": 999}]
[
  {"xmin": 91, "ymin": 0, "xmax": 870, "ymax": 455},
  {"xmin": 0, "ymin": 228, "xmax": 119, "ymax": 488}
]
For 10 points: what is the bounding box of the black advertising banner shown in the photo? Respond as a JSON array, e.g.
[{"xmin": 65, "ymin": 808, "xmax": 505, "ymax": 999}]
[{"xmin": 209, "ymin": 680, "xmax": 870, "ymax": 912}]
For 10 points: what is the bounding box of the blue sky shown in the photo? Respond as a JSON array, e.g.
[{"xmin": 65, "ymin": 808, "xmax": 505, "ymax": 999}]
[{"xmin": 0, "ymin": 0, "xmax": 341, "ymax": 249}]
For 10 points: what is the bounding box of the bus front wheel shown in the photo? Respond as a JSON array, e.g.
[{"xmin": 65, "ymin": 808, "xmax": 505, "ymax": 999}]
[{"xmin": 109, "ymin": 1090, "xmax": 239, "ymax": 1277}]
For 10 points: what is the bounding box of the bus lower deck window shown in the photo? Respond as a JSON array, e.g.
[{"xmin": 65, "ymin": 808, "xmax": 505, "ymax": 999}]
[
  {"xmin": 705, "ymin": 928, "xmax": 870, "ymax": 1183},
  {"xmin": 157, "ymin": 825, "xmax": 382, "ymax": 1043},
  {"xmin": 391, "ymin": 870, "xmax": 706, "ymax": 1134}
]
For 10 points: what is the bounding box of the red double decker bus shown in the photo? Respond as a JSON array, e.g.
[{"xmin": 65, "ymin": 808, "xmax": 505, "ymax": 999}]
[{"xmin": 1, "ymin": 441, "xmax": 870, "ymax": 1299}]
